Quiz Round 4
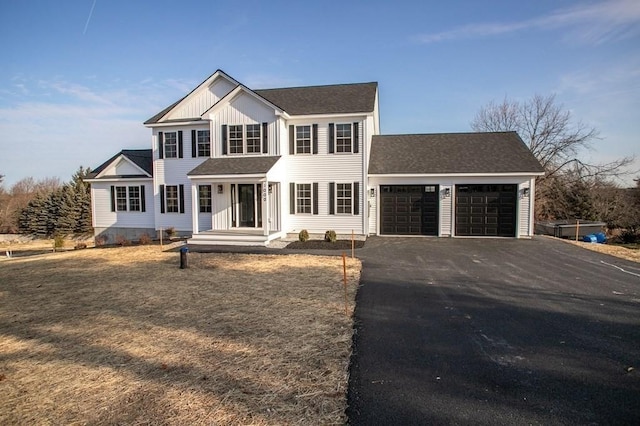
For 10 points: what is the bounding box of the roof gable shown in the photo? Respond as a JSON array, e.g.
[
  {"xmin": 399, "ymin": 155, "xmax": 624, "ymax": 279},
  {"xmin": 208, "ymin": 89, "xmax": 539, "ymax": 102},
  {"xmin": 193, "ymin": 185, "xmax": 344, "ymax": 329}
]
[
  {"xmin": 255, "ymin": 82, "xmax": 378, "ymax": 115},
  {"xmin": 200, "ymin": 84, "xmax": 284, "ymax": 118},
  {"xmin": 369, "ymin": 132, "xmax": 545, "ymax": 175},
  {"xmin": 88, "ymin": 149, "xmax": 153, "ymax": 179}
]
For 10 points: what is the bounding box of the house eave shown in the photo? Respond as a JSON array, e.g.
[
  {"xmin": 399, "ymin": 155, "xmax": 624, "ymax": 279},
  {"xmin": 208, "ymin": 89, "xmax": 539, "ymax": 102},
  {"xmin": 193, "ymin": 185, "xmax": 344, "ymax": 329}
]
[
  {"xmin": 368, "ymin": 172, "xmax": 545, "ymax": 178},
  {"xmin": 85, "ymin": 176, "xmax": 154, "ymax": 183},
  {"xmin": 287, "ymin": 111, "xmax": 373, "ymax": 120},
  {"xmin": 187, "ymin": 173, "xmax": 268, "ymax": 180},
  {"xmin": 145, "ymin": 119, "xmax": 210, "ymax": 128}
]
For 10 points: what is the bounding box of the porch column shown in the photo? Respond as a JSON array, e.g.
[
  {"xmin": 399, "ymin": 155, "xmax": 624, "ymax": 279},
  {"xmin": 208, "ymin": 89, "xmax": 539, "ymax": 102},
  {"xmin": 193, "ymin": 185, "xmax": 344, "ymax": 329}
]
[
  {"xmin": 263, "ymin": 181, "xmax": 270, "ymax": 236},
  {"xmin": 191, "ymin": 183, "xmax": 199, "ymax": 235}
]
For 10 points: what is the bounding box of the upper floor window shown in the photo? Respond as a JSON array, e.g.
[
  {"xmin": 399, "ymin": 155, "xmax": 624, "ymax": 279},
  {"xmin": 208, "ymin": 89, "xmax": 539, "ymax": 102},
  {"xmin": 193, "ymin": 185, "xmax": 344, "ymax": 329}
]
[
  {"xmin": 328, "ymin": 122, "xmax": 359, "ymax": 154},
  {"xmin": 197, "ymin": 130, "xmax": 210, "ymax": 157},
  {"xmin": 229, "ymin": 125, "xmax": 243, "ymax": 154},
  {"xmin": 336, "ymin": 124, "xmax": 352, "ymax": 153},
  {"xmin": 164, "ymin": 132, "xmax": 178, "ymax": 158},
  {"xmin": 246, "ymin": 124, "xmax": 261, "ymax": 153},
  {"xmin": 110, "ymin": 185, "xmax": 146, "ymax": 212},
  {"xmin": 296, "ymin": 125, "xmax": 311, "ymax": 154}
]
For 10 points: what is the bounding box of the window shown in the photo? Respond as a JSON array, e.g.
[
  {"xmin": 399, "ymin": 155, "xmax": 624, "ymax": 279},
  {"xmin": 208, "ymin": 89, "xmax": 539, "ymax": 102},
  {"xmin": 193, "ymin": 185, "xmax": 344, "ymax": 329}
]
[
  {"xmin": 128, "ymin": 186, "xmax": 141, "ymax": 211},
  {"xmin": 199, "ymin": 185, "xmax": 212, "ymax": 213},
  {"xmin": 229, "ymin": 125, "xmax": 243, "ymax": 154},
  {"xmin": 246, "ymin": 124, "xmax": 261, "ymax": 153},
  {"xmin": 296, "ymin": 183, "xmax": 312, "ymax": 214},
  {"xmin": 197, "ymin": 130, "xmax": 210, "ymax": 157},
  {"xmin": 164, "ymin": 132, "xmax": 177, "ymax": 158},
  {"xmin": 166, "ymin": 185, "xmax": 179, "ymax": 213},
  {"xmin": 116, "ymin": 186, "xmax": 127, "ymax": 211},
  {"xmin": 336, "ymin": 124, "xmax": 352, "ymax": 153},
  {"xmin": 336, "ymin": 183, "xmax": 352, "ymax": 214},
  {"xmin": 296, "ymin": 125, "xmax": 311, "ymax": 154}
]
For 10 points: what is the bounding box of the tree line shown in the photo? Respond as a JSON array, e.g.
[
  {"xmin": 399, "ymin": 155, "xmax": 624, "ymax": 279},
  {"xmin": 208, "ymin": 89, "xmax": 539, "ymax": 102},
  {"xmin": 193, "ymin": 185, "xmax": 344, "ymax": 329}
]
[{"xmin": 0, "ymin": 167, "xmax": 92, "ymax": 236}]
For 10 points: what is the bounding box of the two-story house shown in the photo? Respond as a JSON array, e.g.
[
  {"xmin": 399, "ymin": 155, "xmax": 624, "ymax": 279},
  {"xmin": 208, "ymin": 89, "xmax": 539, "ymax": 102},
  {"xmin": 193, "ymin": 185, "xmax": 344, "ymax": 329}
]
[{"xmin": 87, "ymin": 69, "xmax": 544, "ymax": 245}]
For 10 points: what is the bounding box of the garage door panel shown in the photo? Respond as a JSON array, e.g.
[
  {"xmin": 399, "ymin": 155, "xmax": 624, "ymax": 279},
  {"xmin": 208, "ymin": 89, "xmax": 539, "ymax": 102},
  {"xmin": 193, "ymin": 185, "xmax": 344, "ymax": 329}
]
[
  {"xmin": 380, "ymin": 185, "xmax": 439, "ymax": 235},
  {"xmin": 455, "ymin": 184, "xmax": 517, "ymax": 237}
]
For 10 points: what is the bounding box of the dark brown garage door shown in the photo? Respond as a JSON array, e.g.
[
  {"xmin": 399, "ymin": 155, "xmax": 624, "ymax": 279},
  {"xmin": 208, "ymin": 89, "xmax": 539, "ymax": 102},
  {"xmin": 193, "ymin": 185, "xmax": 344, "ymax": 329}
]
[
  {"xmin": 380, "ymin": 185, "xmax": 439, "ymax": 235},
  {"xmin": 455, "ymin": 184, "xmax": 517, "ymax": 237}
]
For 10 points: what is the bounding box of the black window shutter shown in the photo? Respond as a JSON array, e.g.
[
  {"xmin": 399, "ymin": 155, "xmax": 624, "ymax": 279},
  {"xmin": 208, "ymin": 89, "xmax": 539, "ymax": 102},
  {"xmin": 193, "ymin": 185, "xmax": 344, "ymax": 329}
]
[
  {"xmin": 329, "ymin": 182, "xmax": 335, "ymax": 215},
  {"xmin": 159, "ymin": 185, "xmax": 165, "ymax": 214},
  {"xmin": 312, "ymin": 124, "xmax": 318, "ymax": 154},
  {"xmin": 221, "ymin": 125, "xmax": 228, "ymax": 155},
  {"xmin": 158, "ymin": 132, "xmax": 164, "ymax": 159},
  {"xmin": 178, "ymin": 131, "xmax": 183, "ymax": 158},
  {"xmin": 262, "ymin": 122, "xmax": 268, "ymax": 154},
  {"xmin": 289, "ymin": 182, "xmax": 296, "ymax": 214},
  {"xmin": 110, "ymin": 186, "xmax": 115, "ymax": 212},
  {"xmin": 353, "ymin": 122, "xmax": 359, "ymax": 153},
  {"xmin": 328, "ymin": 123, "xmax": 334, "ymax": 153},
  {"xmin": 354, "ymin": 182, "xmax": 360, "ymax": 215},
  {"xmin": 313, "ymin": 182, "xmax": 318, "ymax": 215},
  {"xmin": 289, "ymin": 125, "xmax": 295, "ymax": 155},
  {"xmin": 191, "ymin": 130, "xmax": 197, "ymax": 157},
  {"xmin": 179, "ymin": 184, "xmax": 185, "ymax": 213},
  {"xmin": 140, "ymin": 185, "xmax": 146, "ymax": 212}
]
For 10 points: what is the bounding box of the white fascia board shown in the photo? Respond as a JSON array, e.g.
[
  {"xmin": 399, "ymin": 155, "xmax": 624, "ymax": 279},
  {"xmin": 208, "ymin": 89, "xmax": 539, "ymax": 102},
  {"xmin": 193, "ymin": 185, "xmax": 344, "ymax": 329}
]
[
  {"xmin": 94, "ymin": 155, "xmax": 152, "ymax": 179},
  {"xmin": 368, "ymin": 172, "xmax": 545, "ymax": 178},
  {"xmin": 287, "ymin": 111, "xmax": 372, "ymax": 121},
  {"xmin": 85, "ymin": 177, "xmax": 153, "ymax": 183},
  {"xmin": 202, "ymin": 85, "xmax": 284, "ymax": 118},
  {"xmin": 144, "ymin": 120, "xmax": 210, "ymax": 128},
  {"xmin": 187, "ymin": 174, "xmax": 267, "ymax": 181}
]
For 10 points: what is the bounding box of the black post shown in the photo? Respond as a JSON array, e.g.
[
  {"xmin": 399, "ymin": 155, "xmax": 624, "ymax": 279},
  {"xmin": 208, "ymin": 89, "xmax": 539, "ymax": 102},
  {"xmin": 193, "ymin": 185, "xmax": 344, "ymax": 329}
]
[{"xmin": 180, "ymin": 246, "xmax": 188, "ymax": 269}]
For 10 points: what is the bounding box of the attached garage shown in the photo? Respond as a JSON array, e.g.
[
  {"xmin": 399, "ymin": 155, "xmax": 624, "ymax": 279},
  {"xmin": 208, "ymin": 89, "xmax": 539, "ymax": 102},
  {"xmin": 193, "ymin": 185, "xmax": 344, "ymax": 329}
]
[
  {"xmin": 455, "ymin": 184, "xmax": 517, "ymax": 237},
  {"xmin": 368, "ymin": 132, "xmax": 545, "ymax": 238},
  {"xmin": 380, "ymin": 185, "xmax": 439, "ymax": 235}
]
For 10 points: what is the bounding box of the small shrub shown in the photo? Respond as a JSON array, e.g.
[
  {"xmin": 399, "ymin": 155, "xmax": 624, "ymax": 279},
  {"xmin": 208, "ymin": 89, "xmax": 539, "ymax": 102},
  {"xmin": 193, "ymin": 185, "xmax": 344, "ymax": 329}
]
[
  {"xmin": 115, "ymin": 235, "xmax": 130, "ymax": 246},
  {"xmin": 95, "ymin": 235, "xmax": 108, "ymax": 246},
  {"xmin": 298, "ymin": 229, "xmax": 309, "ymax": 242},
  {"xmin": 74, "ymin": 242, "xmax": 87, "ymax": 250},
  {"xmin": 324, "ymin": 230, "xmax": 337, "ymax": 243},
  {"xmin": 139, "ymin": 233, "xmax": 152, "ymax": 245},
  {"xmin": 165, "ymin": 227, "xmax": 177, "ymax": 239},
  {"xmin": 53, "ymin": 235, "xmax": 65, "ymax": 250}
]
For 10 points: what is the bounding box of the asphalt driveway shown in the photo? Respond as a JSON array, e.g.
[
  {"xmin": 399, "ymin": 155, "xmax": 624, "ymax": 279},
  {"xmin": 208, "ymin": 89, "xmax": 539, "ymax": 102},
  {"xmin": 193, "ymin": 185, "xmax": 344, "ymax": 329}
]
[{"xmin": 347, "ymin": 237, "xmax": 640, "ymax": 425}]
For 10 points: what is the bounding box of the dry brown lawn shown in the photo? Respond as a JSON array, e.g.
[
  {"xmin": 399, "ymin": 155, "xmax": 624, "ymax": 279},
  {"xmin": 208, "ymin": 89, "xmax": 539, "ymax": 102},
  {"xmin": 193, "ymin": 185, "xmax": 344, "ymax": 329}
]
[
  {"xmin": 565, "ymin": 240, "xmax": 640, "ymax": 263},
  {"xmin": 0, "ymin": 246, "xmax": 360, "ymax": 425}
]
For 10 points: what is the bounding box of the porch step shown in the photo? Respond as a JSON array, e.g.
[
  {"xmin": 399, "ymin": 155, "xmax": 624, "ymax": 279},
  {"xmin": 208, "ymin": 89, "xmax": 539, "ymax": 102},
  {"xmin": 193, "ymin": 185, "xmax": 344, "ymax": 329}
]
[{"xmin": 188, "ymin": 233, "xmax": 270, "ymax": 247}]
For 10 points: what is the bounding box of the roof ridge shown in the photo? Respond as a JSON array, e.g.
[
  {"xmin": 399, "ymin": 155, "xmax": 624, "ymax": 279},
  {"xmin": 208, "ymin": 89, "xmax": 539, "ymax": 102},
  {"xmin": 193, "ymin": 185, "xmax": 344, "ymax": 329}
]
[
  {"xmin": 255, "ymin": 81, "xmax": 378, "ymax": 92},
  {"xmin": 375, "ymin": 131, "xmax": 517, "ymax": 137}
]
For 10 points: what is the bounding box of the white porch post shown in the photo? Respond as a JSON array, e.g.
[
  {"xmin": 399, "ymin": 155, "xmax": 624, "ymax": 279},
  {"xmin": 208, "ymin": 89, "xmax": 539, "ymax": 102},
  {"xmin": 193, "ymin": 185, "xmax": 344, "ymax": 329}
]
[
  {"xmin": 263, "ymin": 181, "xmax": 270, "ymax": 236},
  {"xmin": 191, "ymin": 183, "xmax": 199, "ymax": 235}
]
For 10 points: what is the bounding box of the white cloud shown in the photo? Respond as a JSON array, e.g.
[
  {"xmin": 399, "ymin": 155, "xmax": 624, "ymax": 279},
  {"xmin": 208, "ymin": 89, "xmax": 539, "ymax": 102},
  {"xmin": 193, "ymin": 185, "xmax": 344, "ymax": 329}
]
[{"xmin": 415, "ymin": 0, "xmax": 640, "ymax": 45}]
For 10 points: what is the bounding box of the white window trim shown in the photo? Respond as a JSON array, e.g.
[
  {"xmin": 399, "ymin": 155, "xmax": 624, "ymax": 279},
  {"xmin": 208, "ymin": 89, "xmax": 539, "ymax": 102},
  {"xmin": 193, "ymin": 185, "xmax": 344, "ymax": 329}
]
[
  {"xmin": 165, "ymin": 185, "xmax": 180, "ymax": 213},
  {"xmin": 198, "ymin": 184, "xmax": 212, "ymax": 213},
  {"xmin": 164, "ymin": 131, "xmax": 178, "ymax": 158},
  {"xmin": 128, "ymin": 186, "xmax": 141, "ymax": 212},
  {"xmin": 335, "ymin": 123, "xmax": 353, "ymax": 154},
  {"xmin": 227, "ymin": 124, "xmax": 263, "ymax": 156},
  {"xmin": 335, "ymin": 182, "xmax": 353, "ymax": 215},
  {"xmin": 295, "ymin": 125, "xmax": 312, "ymax": 155},
  {"xmin": 296, "ymin": 183, "xmax": 313, "ymax": 215},
  {"xmin": 197, "ymin": 130, "xmax": 211, "ymax": 157}
]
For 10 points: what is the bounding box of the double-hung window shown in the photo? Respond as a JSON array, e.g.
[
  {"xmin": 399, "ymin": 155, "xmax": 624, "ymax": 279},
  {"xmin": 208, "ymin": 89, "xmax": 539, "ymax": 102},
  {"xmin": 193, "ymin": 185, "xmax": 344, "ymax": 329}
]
[
  {"xmin": 115, "ymin": 187, "xmax": 127, "ymax": 211},
  {"xmin": 246, "ymin": 124, "xmax": 261, "ymax": 153},
  {"xmin": 296, "ymin": 125, "xmax": 311, "ymax": 154},
  {"xmin": 166, "ymin": 185, "xmax": 179, "ymax": 213},
  {"xmin": 197, "ymin": 130, "xmax": 210, "ymax": 157},
  {"xmin": 164, "ymin": 132, "xmax": 178, "ymax": 158},
  {"xmin": 296, "ymin": 184, "xmax": 312, "ymax": 214},
  {"xmin": 228, "ymin": 125, "xmax": 243, "ymax": 154},
  {"xmin": 128, "ymin": 186, "xmax": 141, "ymax": 211},
  {"xmin": 199, "ymin": 185, "xmax": 212, "ymax": 213},
  {"xmin": 336, "ymin": 183, "xmax": 352, "ymax": 214},
  {"xmin": 111, "ymin": 185, "xmax": 145, "ymax": 212},
  {"xmin": 336, "ymin": 124, "xmax": 352, "ymax": 153}
]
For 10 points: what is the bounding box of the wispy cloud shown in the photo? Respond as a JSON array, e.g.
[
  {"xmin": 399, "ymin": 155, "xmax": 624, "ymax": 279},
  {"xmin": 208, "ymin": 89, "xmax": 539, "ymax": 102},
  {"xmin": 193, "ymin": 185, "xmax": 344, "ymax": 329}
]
[{"xmin": 415, "ymin": 0, "xmax": 640, "ymax": 45}]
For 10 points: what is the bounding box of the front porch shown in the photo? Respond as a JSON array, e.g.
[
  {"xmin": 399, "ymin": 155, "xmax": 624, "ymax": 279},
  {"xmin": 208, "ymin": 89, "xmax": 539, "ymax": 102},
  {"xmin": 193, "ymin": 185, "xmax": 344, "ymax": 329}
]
[{"xmin": 188, "ymin": 229, "xmax": 283, "ymax": 246}]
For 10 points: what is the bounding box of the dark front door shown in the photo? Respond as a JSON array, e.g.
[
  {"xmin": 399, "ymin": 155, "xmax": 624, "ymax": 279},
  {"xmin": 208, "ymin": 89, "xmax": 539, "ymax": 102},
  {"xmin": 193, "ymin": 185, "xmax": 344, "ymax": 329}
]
[
  {"xmin": 455, "ymin": 184, "xmax": 517, "ymax": 237},
  {"xmin": 380, "ymin": 185, "xmax": 439, "ymax": 235},
  {"xmin": 238, "ymin": 184, "xmax": 255, "ymax": 227}
]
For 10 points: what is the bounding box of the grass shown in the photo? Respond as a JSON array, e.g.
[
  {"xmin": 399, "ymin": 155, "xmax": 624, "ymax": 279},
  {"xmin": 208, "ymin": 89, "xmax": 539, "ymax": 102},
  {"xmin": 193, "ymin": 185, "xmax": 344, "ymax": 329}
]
[
  {"xmin": 0, "ymin": 245, "xmax": 361, "ymax": 425},
  {"xmin": 566, "ymin": 240, "xmax": 640, "ymax": 263}
]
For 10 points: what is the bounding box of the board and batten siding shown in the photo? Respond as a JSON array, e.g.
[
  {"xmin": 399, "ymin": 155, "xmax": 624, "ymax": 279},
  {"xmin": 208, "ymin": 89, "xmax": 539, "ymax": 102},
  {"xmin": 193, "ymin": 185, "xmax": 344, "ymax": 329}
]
[
  {"xmin": 208, "ymin": 92, "xmax": 279, "ymax": 157},
  {"xmin": 165, "ymin": 78, "xmax": 236, "ymax": 121},
  {"xmin": 91, "ymin": 180, "xmax": 154, "ymax": 229},
  {"xmin": 285, "ymin": 120, "xmax": 367, "ymax": 234}
]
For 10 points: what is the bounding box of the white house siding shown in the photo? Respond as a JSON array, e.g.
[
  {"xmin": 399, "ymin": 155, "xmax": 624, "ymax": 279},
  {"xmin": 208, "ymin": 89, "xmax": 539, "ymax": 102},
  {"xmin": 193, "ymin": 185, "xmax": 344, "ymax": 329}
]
[
  {"xmin": 285, "ymin": 119, "xmax": 368, "ymax": 234},
  {"xmin": 165, "ymin": 77, "xmax": 235, "ymax": 120},
  {"xmin": 518, "ymin": 178, "xmax": 535, "ymax": 238},
  {"xmin": 367, "ymin": 175, "xmax": 536, "ymax": 238},
  {"xmin": 102, "ymin": 158, "xmax": 144, "ymax": 176},
  {"xmin": 208, "ymin": 93, "xmax": 279, "ymax": 157}
]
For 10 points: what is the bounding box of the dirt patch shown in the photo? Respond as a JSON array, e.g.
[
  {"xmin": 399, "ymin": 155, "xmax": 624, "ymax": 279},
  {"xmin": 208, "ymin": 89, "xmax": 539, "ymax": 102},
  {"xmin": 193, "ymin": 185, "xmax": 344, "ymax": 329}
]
[
  {"xmin": 566, "ymin": 240, "xmax": 640, "ymax": 263},
  {"xmin": 0, "ymin": 246, "xmax": 360, "ymax": 425},
  {"xmin": 286, "ymin": 240, "xmax": 365, "ymax": 250}
]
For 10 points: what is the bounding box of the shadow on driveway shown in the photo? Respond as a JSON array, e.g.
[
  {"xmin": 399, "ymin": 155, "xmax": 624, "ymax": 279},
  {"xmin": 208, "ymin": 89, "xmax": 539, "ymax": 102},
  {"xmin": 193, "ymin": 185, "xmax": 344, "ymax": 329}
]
[{"xmin": 347, "ymin": 237, "xmax": 640, "ymax": 425}]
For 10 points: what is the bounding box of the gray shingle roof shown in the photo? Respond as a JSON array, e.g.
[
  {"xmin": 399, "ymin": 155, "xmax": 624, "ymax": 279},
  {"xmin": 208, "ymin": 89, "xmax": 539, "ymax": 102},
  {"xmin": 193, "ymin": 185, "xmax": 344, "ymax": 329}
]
[
  {"xmin": 255, "ymin": 82, "xmax": 378, "ymax": 115},
  {"xmin": 369, "ymin": 132, "xmax": 544, "ymax": 175},
  {"xmin": 88, "ymin": 149, "xmax": 153, "ymax": 179},
  {"xmin": 188, "ymin": 156, "xmax": 281, "ymax": 176}
]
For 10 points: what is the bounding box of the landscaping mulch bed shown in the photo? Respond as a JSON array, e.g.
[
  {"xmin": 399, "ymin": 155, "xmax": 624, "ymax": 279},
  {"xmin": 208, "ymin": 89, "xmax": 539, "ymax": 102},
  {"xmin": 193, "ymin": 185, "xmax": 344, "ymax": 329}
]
[{"xmin": 286, "ymin": 240, "xmax": 365, "ymax": 250}]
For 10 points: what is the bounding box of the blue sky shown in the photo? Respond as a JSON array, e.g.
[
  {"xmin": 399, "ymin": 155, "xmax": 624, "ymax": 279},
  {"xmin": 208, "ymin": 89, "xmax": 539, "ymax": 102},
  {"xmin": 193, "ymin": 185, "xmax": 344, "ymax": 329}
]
[{"xmin": 1, "ymin": 0, "xmax": 638, "ymax": 187}]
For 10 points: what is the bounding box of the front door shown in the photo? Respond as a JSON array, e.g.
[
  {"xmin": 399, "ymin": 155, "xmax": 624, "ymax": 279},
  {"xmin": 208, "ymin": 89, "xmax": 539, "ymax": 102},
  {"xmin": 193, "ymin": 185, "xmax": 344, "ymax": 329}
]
[{"xmin": 238, "ymin": 184, "xmax": 255, "ymax": 227}]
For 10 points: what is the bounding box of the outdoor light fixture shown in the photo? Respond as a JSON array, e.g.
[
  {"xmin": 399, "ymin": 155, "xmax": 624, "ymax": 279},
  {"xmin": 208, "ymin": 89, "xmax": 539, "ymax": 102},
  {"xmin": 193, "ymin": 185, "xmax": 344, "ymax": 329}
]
[
  {"xmin": 268, "ymin": 184, "xmax": 273, "ymax": 194},
  {"xmin": 523, "ymin": 188, "xmax": 530, "ymax": 197},
  {"xmin": 370, "ymin": 188, "xmax": 375, "ymax": 197},
  {"xmin": 444, "ymin": 188, "xmax": 451, "ymax": 197},
  {"xmin": 217, "ymin": 184, "xmax": 224, "ymax": 194}
]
